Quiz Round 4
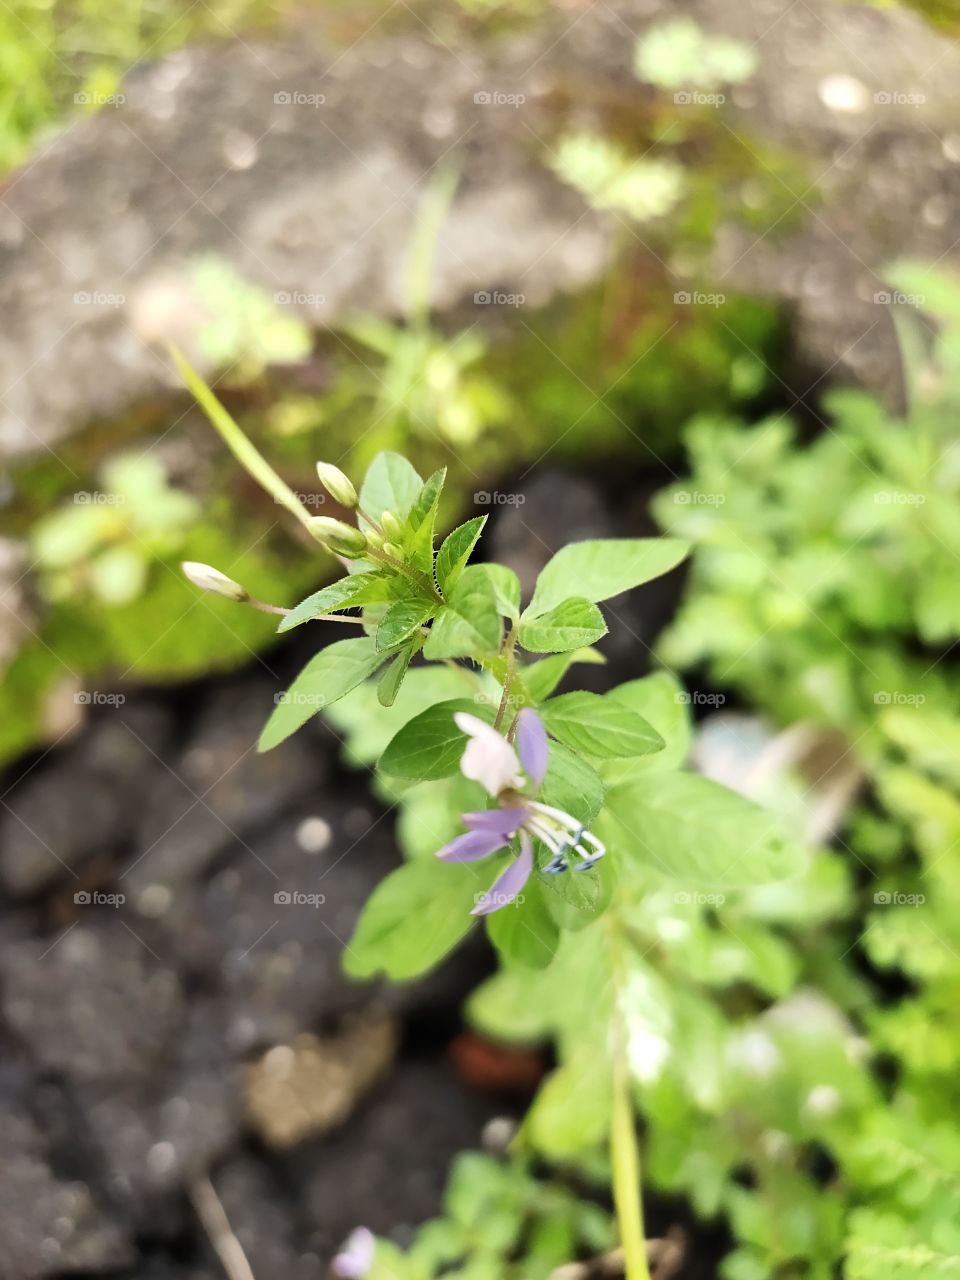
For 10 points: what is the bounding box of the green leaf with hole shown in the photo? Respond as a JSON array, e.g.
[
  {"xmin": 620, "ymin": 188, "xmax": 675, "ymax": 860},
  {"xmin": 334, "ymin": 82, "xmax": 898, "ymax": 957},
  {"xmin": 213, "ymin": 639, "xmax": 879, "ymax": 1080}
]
[
  {"xmin": 541, "ymin": 691, "xmax": 664, "ymax": 758},
  {"xmin": 526, "ymin": 538, "xmax": 689, "ymax": 617},
  {"xmin": 379, "ymin": 698, "xmax": 494, "ymax": 781},
  {"xmin": 259, "ymin": 637, "xmax": 384, "ymax": 751},
  {"xmin": 518, "ymin": 598, "xmax": 607, "ymax": 653}
]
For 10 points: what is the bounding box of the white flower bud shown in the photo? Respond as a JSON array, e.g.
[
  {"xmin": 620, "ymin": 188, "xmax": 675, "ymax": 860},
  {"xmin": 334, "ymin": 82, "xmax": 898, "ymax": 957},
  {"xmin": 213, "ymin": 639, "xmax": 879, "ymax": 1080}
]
[
  {"xmin": 181, "ymin": 561, "xmax": 248, "ymax": 601},
  {"xmin": 307, "ymin": 517, "xmax": 368, "ymax": 556},
  {"xmin": 315, "ymin": 462, "xmax": 358, "ymax": 509}
]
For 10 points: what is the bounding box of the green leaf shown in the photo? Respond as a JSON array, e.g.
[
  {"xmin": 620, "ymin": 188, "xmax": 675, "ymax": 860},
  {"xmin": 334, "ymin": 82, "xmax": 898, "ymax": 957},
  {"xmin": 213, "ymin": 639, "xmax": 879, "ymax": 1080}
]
[
  {"xmin": 518, "ymin": 597, "xmax": 607, "ymax": 653},
  {"xmin": 523, "ymin": 648, "xmax": 606, "ymax": 701},
  {"xmin": 435, "ymin": 516, "xmax": 487, "ymax": 593},
  {"xmin": 605, "ymin": 772, "xmax": 801, "ymax": 886},
  {"xmin": 483, "ymin": 564, "xmax": 521, "ymax": 621},
  {"xmin": 486, "ymin": 879, "xmax": 560, "ymax": 969},
  {"xmin": 258, "ymin": 637, "xmax": 384, "ymax": 751},
  {"xmin": 278, "ymin": 572, "xmax": 391, "ymax": 632},
  {"xmin": 358, "ymin": 451, "xmax": 423, "ymax": 527},
  {"xmin": 376, "ymin": 600, "xmax": 435, "ymax": 651},
  {"xmin": 604, "ymin": 672, "xmax": 691, "ymax": 775},
  {"xmin": 540, "ymin": 740, "xmax": 604, "ymax": 825},
  {"xmin": 528, "ymin": 1049, "xmax": 612, "ymax": 1158},
  {"xmin": 379, "ymin": 698, "xmax": 494, "ymax": 781},
  {"xmin": 377, "ymin": 639, "xmax": 418, "ymax": 707},
  {"xmin": 526, "ymin": 538, "xmax": 689, "ymax": 617},
  {"xmin": 404, "ymin": 467, "xmax": 446, "ymax": 571},
  {"xmin": 344, "ymin": 859, "xmax": 477, "ymax": 980},
  {"xmin": 541, "ymin": 691, "xmax": 664, "ymax": 758},
  {"xmin": 423, "ymin": 566, "xmax": 503, "ymax": 659}
]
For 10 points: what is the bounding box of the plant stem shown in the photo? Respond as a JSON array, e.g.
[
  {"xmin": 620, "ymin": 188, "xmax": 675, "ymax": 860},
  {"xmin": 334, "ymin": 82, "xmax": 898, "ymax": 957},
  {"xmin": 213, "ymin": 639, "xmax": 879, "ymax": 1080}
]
[
  {"xmin": 608, "ymin": 912, "xmax": 652, "ymax": 1280},
  {"xmin": 494, "ymin": 625, "xmax": 518, "ymax": 731},
  {"xmin": 169, "ymin": 345, "xmax": 316, "ymax": 535},
  {"xmin": 611, "ymin": 1053, "xmax": 651, "ymax": 1280},
  {"xmin": 247, "ymin": 598, "xmax": 365, "ymax": 625}
]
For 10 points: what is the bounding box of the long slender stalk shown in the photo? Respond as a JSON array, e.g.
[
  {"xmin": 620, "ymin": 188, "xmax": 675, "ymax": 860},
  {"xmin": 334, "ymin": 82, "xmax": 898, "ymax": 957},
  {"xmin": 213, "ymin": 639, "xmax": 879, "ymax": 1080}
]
[
  {"xmin": 169, "ymin": 345, "xmax": 315, "ymax": 534},
  {"xmin": 609, "ymin": 913, "xmax": 652, "ymax": 1280}
]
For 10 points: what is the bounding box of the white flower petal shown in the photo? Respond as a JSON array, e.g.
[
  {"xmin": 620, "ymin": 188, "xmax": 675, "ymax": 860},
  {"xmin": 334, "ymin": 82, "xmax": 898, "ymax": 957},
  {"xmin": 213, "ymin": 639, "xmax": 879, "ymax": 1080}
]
[{"xmin": 454, "ymin": 712, "xmax": 521, "ymax": 797}]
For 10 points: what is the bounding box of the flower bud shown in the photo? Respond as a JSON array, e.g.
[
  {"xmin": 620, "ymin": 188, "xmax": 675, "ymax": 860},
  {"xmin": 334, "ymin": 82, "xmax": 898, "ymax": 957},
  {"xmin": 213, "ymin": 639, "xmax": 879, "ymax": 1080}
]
[
  {"xmin": 364, "ymin": 528, "xmax": 385, "ymax": 550},
  {"xmin": 382, "ymin": 541, "xmax": 404, "ymax": 561},
  {"xmin": 381, "ymin": 510, "xmax": 402, "ymax": 539},
  {"xmin": 181, "ymin": 561, "xmax": 248, "ymax": 601},
  {"xmin": 308, "ymin": 516, "xmax": 368, "ymax": 556},
  {"xmin": 315, "ymin": 461, "xmax": 358, "ymax": 509}
]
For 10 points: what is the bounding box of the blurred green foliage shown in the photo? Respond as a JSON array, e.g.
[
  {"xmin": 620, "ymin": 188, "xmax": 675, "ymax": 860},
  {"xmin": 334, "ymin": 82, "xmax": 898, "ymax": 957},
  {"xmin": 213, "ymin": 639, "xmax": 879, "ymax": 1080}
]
[{"xmin": 654, "ymin": 264, "xmax": 960, "ymax": 1276}]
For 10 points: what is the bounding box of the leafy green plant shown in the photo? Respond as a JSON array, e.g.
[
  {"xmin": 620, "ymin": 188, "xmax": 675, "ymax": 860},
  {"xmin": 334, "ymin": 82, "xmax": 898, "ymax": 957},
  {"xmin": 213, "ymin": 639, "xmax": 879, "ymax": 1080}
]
[
  {"xmin": 634, "ymin": 19, "xmax": 758, "ymax": 91},
  {"xmin": 654, "ymin": 264, "xmax": 960, "ymax": 1276},
  {"xmin": 178, "ymin": 353, "xmax": 804, "ymax": 1280}
]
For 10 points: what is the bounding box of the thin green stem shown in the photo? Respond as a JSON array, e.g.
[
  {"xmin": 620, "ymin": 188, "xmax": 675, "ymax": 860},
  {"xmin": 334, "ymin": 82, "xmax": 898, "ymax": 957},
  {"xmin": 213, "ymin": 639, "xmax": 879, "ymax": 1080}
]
[
  {"xmin": 169, "ymin": 345, "xmax": 316, "ymax": 535},
  {"xmin": 494, "ymin": 625, "xmax": 518, "ymax": 731},
  {"xmin": 608, "ymin": 912, "xmax": 652, "ymax": 1280}
]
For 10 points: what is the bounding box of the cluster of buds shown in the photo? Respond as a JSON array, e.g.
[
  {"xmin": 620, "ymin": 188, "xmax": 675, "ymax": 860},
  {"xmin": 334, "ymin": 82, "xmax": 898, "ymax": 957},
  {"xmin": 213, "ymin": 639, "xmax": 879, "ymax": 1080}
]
[
  {"xmin": 181, "ymin": 459, "xmax": 409, "ymax": 608},
  {"xmin": 309, "ymin": 462, "xmax": 368, "ymax": 556}
]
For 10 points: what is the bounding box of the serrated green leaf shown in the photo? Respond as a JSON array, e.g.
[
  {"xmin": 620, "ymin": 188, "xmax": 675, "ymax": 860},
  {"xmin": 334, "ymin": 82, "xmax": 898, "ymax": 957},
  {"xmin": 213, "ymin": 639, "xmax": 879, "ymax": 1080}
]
[
  {"xmin": 377, "ymin": 639, "xmax": 419, "ymax": 707},
  {"xmin": 259, "ymin": 637, "xmax": 384, "ymax": 750},
  {"xmin": 605, "ymin": 772, "xmax": 802, "ymax": 886},
  {"xmin": 358, "ymin": 451, "xmax": 423, "ymax": 527},
  {"xmin": 376, "ymin": 600, "xmax": 435, "ymax": 651},
  {"xmin": 344, "ymin": 859, "xmax": 477, "ymax": 980},
  {"xmin": 518, "ymin": 597, "xmax": 607, "ymax": 653},
  {"xmin": 404, "ymin": 467, "xmax": 446, "ymax": 571},
  {"xmin": 423, "ymin": 565, "xmax": 503, "ymax": 659},
  {"xmin": 526, "ymin": 538, "xmax": 689, "ymax": 617},
  {"xmin": 435, "ymin": 516, "xmax": 487, "ymax": 593},
  {"xmin": 278, "ymin": 572, "xmax": 393, "ymax": 632},
  {"xmin": 541, "ymin": 691, "xmax": 664, "ymax": 758},
  {"xmin": 379, "ymin": 698, "xmax": 494, "ymax": 780}
]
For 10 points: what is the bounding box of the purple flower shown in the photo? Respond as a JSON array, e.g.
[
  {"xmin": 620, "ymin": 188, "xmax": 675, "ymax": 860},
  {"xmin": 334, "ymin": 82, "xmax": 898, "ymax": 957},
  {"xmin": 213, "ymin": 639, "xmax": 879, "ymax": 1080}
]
[
  {"xmin": 436, "ymin": 708, "xmax": 606, "ymax": 915},
  {"xmin": 332, "ymin": 1227, "xmax": 375, "ymax": 1278}
]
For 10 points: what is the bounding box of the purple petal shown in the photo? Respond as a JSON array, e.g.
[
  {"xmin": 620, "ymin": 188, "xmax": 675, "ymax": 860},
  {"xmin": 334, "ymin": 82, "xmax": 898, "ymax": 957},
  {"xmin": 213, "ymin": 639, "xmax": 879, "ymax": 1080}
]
[
  {"xmin": 471, "ymin": 832, "xmax": 534, "ymax": 915},
  {"xmin": 516, "ymin": 708, "xmax": 549, "ymax": 787},
  {"xmin": 436, "ymin": 828, "xmax": 508, "ymax": 863},
  {"xmin": 332, "ymin": 1227, "xmax": 375, "ymax": 1278},
  {"xmin": 463, "ymin": 807, "xmax": 528, "ymax": 837}
]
